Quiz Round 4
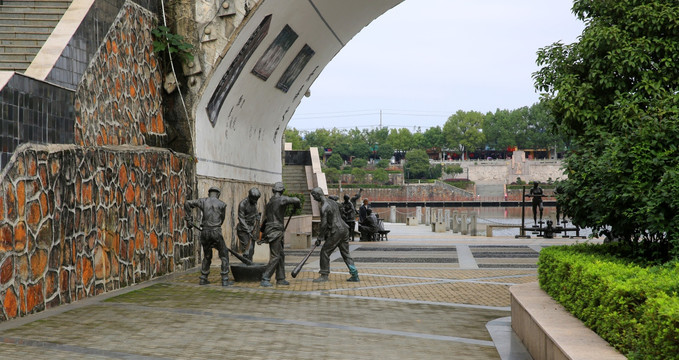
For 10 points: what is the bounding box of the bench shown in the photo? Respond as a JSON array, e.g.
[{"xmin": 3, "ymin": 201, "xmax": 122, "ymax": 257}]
[{"xmin": 485, "ymin": 224, "xmax": 522, "ymax": 237}]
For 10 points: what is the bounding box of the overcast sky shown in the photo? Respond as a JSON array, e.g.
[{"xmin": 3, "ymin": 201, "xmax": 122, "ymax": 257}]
[{"xmin": 287, "ymin": 0, "xmax": 585, "ymax": 132}]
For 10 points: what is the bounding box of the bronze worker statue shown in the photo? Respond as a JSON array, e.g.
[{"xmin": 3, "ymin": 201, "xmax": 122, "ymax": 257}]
[
  {"xmin": 526, "ymin": 181, "xmax": 544, "ymax": 225},
  {"xmin": 258, "ymin": 182, "xmax": 300, "ymax": 287},
  {"xmin": 236, "ymin": 188, "xmax": 261, "ymax": 261},
  {"xmin": 310, "ymin": 187, "xmax": 359, "ymax": 283},
  {"xmin": 185, "ymin": 187, "xmax": 232, "ymax": 286},
  {"xmin": 341, "ymin": 188, "xmax": 362, "ymax": 241}
]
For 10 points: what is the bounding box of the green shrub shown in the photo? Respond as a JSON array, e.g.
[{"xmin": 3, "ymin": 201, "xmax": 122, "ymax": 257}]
[
  {"xmin": 538, "ymin": 245, "xmax": 679, "ymax": 359},
  {"xmin": 282, "ymin": 191, "xmax": 305, "ymax": 217}
]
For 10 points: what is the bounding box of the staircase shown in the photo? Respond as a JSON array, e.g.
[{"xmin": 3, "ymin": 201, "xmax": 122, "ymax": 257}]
[
  {"xmin": 282, "ymin": 164, "xmax": 313, "ymax": 215},
  {"xmin": 0, "ymin": 0, "xmax": 72, "ymax": 73}
]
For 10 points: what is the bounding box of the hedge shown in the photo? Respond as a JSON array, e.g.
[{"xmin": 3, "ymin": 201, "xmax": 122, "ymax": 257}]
[{"xmin": 538, "ymin": 244, "xmax": 679, "ymax": 359}]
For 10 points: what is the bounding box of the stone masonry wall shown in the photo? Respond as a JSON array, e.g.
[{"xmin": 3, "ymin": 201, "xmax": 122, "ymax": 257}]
[
  {"xmin": 74, "ymin": 2, "xmax": 165, "ymax": 147},
  {"xmin": 329, "ymin": 183, "xmax": 472, "ymax": 204},
  {"xmin": 195, "ymin": 176, "xmax": 273, "ymax": 251},
  {"xmin": 0, "ymin": 144, "xmax": 195, "ymax": 321}
]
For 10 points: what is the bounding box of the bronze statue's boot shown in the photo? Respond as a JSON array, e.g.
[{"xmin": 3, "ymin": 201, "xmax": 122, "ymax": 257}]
[
  {"xmin": 260, "ymin": 280, "xmax": 273, "ymax": 287},
  {"xmin": 222, "ymin": 278, "xmax": 233, "ymax": 286},
  {"xmin": 347, "ymin": 266, "xmax": 359, "ymax": 282},
  {"xmin": 199, "ymin": 276, "xmax": 210, "ymax": 285},
  {"xmin": 312, "ymin": 274, "xmax": 329, "ymax": 283},
  {"xmin": 277, "ymin": 279, "xmax": 290, "ymax": 285}
]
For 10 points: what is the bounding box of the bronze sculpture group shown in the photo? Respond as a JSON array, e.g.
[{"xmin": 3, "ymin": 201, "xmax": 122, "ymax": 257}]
[{"xmin": 185, "ymin": 183, "xmax": 359, "ymax": 286}]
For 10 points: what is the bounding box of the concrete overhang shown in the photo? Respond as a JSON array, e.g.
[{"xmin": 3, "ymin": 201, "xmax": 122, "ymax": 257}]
[{"xmin": 194, "ymin": 0, "xmax": 402, "ymax": 184}]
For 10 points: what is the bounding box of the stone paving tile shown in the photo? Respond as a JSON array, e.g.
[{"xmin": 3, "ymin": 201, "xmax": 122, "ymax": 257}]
[
  {"xmin": 333, "ymin": 281, "xmax": 512, "ymax": 307},
  {"xmin": 1, "ymin": 283, "xmax": 505, "ymax": 360},
  {"xmin": 3, "ymin": 224, "xmax": 589, "ymax": 360}
]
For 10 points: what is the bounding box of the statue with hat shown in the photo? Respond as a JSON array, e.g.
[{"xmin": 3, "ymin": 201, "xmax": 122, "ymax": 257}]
[
  {"xmin": 184, "ymin": 186, "xmax": 232, "ymax": 286},
  {"xmin": 236, "ymin": 187, "xmax": 261, "ymax": 261},
  {"xmin": 258, "ymin": 182, "xmax": 301, "ymax": 287}
]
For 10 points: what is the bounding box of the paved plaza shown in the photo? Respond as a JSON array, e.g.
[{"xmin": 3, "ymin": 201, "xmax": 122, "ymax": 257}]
[{"xmin": 0, "ymin": 223, "xmax": 596, "ymax": 359}]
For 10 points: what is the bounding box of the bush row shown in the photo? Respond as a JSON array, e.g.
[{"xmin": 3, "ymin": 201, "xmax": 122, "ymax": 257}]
[{"xmin": 538, "ymin": 244, "xmax": 679, "ymax": 359}]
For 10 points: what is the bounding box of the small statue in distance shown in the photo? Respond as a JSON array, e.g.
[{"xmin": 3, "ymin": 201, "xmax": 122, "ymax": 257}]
[
  {"xmin": 526, "ymin": 181, "xmax": 544, "ymax": 225},
  {"xmin": 184, "ymin": 187, "xmax": 232, "ymax": 286}
]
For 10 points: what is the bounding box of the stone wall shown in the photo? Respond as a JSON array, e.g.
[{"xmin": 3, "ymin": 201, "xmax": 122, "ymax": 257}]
[
  {"xmin": 0, "ymin": 144, "xmax": 195, "ymax": 321},
  {"xmin": 329, "ymin": 183, "xmax": 472, "ymax": 203},
  {"xmin": 195, "ymin": 176, "xmax": 273, "ymax": 250},
  {"xmin": 74, "ymin": 2, "xmax": 165, "ymax": 147}
]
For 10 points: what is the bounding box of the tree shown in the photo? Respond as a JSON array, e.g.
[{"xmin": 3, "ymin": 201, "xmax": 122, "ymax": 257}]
[
  {"xmin": 351, "ymin": 157, "xmax": 367, "ymax": 168},
  {"xmin": 483, "ymin": 108, "xmax": 522, "ymax": 151},
  {"xmin": 444, "ymin": 164, "xmax": 464, "ymax": 177},
  {"xmin": 351, "ymin": 167, "xmax": 367, "ymax": 183},
  {"xmin": 284, "ymin": 128, "xmax": 306, "ymax": 150},
  {"xmin": 350, "ymin": 142, "xmax": 371, "ymax": 160},
  {"xmin": 325, "ymin": 153, "xmax": 343, "ymax": 169},
  {"xmin": 376, "ymin": 143, "xmax": 394, "ymax": 162},
  {"xmin": 534, "ymin": 0, "xmax": 679, "ymax": 261},
  {"xmin": 372, "ymin": 169, "xmax": 389, "ymax": 184},
  {"xmin": 323, "ymin": 167, "xmax": 340, "ymax": 183},
  {"xmin": 443, "ymin": 110, "xmax": 486, "ymax": 160},
  {"xmin": 404, "ymin": 149, "xmax": 430, "ymax": 179}
]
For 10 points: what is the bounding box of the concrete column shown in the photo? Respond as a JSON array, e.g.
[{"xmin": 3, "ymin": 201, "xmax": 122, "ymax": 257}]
[
  {"xmin": 452, "ymin": 210, "xmax": 459, "ymax": 233},
  {"xmin": 425, "ymin": 207, "xmax": 431, "ymax": 225},
  {"xmin": 437, "ymin": 209, "xmax": 443, "ymax": 224},
  {"xmin": 461, "ymin": 212, "xmax": 468, "ymax": 235},
  {"xmin": 444, "ymin": 210, "xmax": 451, "ymax": 231},
  {"xmin": 390, "ymin": 206, "xmax": 396, "ymax": 223},
  {"xmin": 470, "ymin": 213, "xmax": 477, "ymax": 236},
  {"xmin": 416, "ymin": 206, "xmax": 422, "ymax": 224}
]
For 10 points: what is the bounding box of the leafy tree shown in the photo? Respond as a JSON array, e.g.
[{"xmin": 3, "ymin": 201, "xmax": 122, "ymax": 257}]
[
  {"xmin": 375, "ymin": 159, "xmax": 389, "ymax": 169},
  {"xmin": 386, "ymin": 128, "xmax": 414, "ymax": 153},
  {"xmin": 372, "ymin": 169, "xmax": 390, "ymax": 184},
  {"xmin": 430, "ymin": 163, "xmax": 443, "ymax": 179},
  {"xmin": 351, "ymin": 142, "xmax": 371, "ymax": 160},
  {"xmin": 284, "ymin": 128, "xmax": 307, "ymax": 150},
  {"xmin": 484, "ymin": 108, "xmax": 522, "ymax": 151},
  {"xmin": 351, "ymin": 167, "xmax": 367, "ymax": 183},
  {"xmin": 351, "ymin": 157, "xmax": 367, "ymax": 168},
  {"xmin": 323, "ymin": 167, "xmax": 340, "ymax": 183},
  {"xmin": 534, "ymin": 0, "xmax": 679, "ymax": 261},
  {"xmin": 444, "ymin": 164, "xmax": 464, "ymax": 176},
  {"xmin": 376, "ymin": 143, "xmax": 394, "ymax": 162},
  {"xmin": 325, "ymin": 153, "xmax": 343, "ymax": 169},
  {"xmin": 404, "ymin": 149, "xmax": 430, "ymax": 179},
  {"xmin": 443, "ymin": 110, "xmax": 486, "ymax": 160}
]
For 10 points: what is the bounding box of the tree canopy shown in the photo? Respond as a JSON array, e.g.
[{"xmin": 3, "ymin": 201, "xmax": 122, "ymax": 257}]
[{"xmin": 534, "ymin": 0, "xmax": 679, "ymax": 260}]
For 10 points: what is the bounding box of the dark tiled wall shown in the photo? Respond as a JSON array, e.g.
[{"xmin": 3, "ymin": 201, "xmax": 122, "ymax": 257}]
[
  {"xmin": 46, "ymin": 0, "xmax": 160, "ymax": 90},
  {"xmin": 0, "ymin": 74, "xmax": 74, "ymax": 169}
]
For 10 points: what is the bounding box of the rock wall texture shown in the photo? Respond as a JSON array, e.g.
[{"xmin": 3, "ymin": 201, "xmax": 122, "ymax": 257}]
[
  {"xmin": 0, "ymin": 145, "xmax": 195, "ymax": 320},
  {"xmin": 74, "ymin": 2, "xmax": 165, "ymax": 147}
]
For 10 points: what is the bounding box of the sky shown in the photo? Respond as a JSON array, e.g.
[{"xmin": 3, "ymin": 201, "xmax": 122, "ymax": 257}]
[{"xmin": 287, "ymin": 0, "xmax": 585, "ymax": 132}]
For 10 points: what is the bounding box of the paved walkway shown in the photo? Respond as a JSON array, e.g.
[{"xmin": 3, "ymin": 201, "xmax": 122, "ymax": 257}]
[{"xmin": 0, "ymin": 224, "xmax": 599, "ymax": 359}]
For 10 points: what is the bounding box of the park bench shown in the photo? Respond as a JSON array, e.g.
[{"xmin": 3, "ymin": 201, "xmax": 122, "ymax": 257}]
[{"xmin": 485, "ymin": 224, "xmax": 522, "ymax": 237}]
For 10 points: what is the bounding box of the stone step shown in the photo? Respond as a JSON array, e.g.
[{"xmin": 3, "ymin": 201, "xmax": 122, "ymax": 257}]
[
  {"xmin": 0, "ymin": 30, "xmax": 51, "ymax": 38},
  {"xmin": 0, "ymin": 5, "xmax": 68, "ymax": 14},
  {"xmin": 0, "ymin": 11, "xmax": 63, "ymax": 20},
  {"xmin": 0, "ymin": 37, "xmax": 43, "ymax": 46},
  {"xmin": 0, "ymin": 44, "xmax": 42, "ymax": 52},
  {"xmin": 0, "ymin": 16, "xmax": 61, "ymax": 25},
  {"xmin": 0, "ymin": 61, "xmax": 31, "ymax": 72},
  {"xmin": 0, "ymin": 0, "xmax": 70, "ymax": 7},
  {"xmin": 0, "ymin": 52, "xmax": 36, "ymax": 61},
  {"xmin": 0, "ymin": 24, "xmax": 55, "ymax": 33}
]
